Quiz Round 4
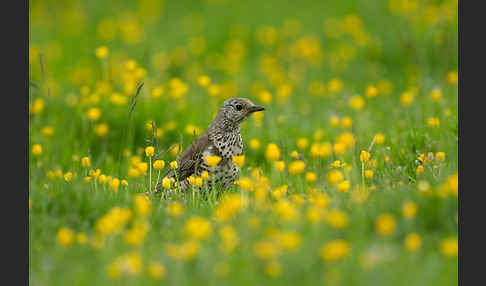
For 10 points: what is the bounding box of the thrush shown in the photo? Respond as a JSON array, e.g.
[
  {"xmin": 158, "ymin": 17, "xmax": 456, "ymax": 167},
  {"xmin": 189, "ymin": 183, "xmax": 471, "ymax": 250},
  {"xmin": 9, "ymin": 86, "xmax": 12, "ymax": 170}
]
[{"xmin": 155, "ymin": 97, "xmax": 265, "ymax": 193}]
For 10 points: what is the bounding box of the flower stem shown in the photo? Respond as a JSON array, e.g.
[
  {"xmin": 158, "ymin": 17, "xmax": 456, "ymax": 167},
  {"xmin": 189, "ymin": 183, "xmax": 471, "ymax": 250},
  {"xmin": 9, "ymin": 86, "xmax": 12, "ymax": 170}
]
[{"xmin": 149, "ymin": 157, "xmax": 152, "ymax": 193}]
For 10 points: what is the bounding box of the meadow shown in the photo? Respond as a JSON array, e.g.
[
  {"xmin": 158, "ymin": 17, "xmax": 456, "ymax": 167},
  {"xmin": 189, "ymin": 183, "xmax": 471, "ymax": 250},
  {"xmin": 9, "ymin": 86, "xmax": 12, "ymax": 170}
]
[{"xmin": 29, "ymin": 0, "xmax": 458, "ymax": 285}]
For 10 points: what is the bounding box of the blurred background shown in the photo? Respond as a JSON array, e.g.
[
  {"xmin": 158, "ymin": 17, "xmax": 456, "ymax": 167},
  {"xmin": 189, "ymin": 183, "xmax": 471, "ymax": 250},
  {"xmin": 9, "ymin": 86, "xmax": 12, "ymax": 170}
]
[{"xmin": 29, "ymin": 1, "xmax": 458, "ymax": 285}]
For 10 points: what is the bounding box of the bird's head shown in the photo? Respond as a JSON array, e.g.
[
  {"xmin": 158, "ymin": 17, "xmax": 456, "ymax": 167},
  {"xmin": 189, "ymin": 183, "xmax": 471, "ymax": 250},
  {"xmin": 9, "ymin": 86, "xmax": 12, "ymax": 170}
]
[{"xmin": 219, "ymin": 97, "xmax": 265, "ymax": 125}]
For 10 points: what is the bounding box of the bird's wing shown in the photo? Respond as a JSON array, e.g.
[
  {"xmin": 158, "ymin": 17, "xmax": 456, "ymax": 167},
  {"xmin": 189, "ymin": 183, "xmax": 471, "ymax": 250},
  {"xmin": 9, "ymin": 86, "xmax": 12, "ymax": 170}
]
[{"xmin": 157, "ymin": 132, "xmax": 212, "ymax": 189}]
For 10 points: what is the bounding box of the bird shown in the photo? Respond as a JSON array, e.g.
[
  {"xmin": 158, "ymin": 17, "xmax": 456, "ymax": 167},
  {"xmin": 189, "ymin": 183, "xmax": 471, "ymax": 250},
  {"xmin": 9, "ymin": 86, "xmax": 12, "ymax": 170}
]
[{"xmin": 155, "ymin": 97, "xmax": 265, "ymax": 194}]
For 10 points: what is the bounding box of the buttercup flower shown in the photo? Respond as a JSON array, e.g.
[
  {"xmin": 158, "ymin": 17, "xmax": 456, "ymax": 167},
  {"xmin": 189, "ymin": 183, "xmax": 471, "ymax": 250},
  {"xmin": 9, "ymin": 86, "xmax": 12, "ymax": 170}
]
[
  {"xmin": 232, "ymin": 155, "xmax": 245, "ymax": 167},
  {"xmin": 32, "ymin": 144, "xmax": 43, "ymax": 156},
  {"xmin": 375, "ymin": 214, "xmax": 396, "ymax": 237},
  {"xmin": 205, "ymin": 155, "xmax": 222, "ymax": 167},
  {"xmin": 81, "ymin": 157, "xmax": 90, "ymax": 168},
  {"xmin": 145, "ymin": 146, "xmax": 155, "ymax": 157},
  {"xmin": 320, "ymin": 239, "xmax": 351, "ymax": 262},
  {"xmin": 265, "ymin": 143, "xmax": 281, "ymax": 161}
]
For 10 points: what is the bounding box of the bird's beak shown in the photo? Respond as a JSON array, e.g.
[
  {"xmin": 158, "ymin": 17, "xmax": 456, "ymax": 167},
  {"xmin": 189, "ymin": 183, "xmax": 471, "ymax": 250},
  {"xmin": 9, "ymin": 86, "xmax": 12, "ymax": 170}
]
[{"xmin": 248, "ymin": 106, "xmax": 265, "ymax": 113}]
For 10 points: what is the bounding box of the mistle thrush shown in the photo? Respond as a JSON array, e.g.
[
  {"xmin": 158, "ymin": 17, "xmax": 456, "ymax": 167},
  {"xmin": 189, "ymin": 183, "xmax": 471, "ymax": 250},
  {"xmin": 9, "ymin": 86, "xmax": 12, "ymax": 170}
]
[{"xmin": 155, "ymin": 97, "xmax": 265, "ymax": 193}]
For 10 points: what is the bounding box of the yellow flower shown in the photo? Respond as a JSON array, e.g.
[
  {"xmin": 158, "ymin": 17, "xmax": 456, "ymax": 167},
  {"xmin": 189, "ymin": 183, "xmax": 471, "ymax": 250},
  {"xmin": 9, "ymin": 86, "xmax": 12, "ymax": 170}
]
[
  {"xmin": 110, "ymin": 178, "xmax": 120, "ymax": 191},
  {"xmin": 400, "ymin": 91, "xmax": 414, "ymax": 105},
  {"xmin": 436, "ymin": 152, "xmax": 446, "ymax": 161},
  {"xmin": 333, "ymin": 143, "xmax": 346, "ymax": 155},
  {"xmin": 429, "ymin": 88, "xmax": 442, "ymax": 101},
  {"xmin": 375, "ymin": 214, "xmax": 396, "ymax": 237},
  {"xmin": 94, "ymin": 123, "xmax": 109, "ymax": 137},
  {"xmin": 162, "ymin": 177, "xmax": 171, "ymax": 189},
  {"xmin": 166, "ymin": 241, "xmax": 200, "ymax": 261},
  {"xmin": 32, "ymin": 144, "xmax": 43, "ymax": 156},
  {"xmin": 277, "ymin": 231, "xmax": 301, "ymax": 251},
  {"xmin": 254, "ymin": 240, "xmax": 280, "ymax": 260},
  {"xmin": 364, "ymin": 170, "xmax": 374, "ymax": 179},
  {"xmin": 87, "ymin": 108, "xmax": 101, "ymax": 121},
  {"xmin": 197, "ymin": 75, "xmax": 211, "ymax": 87},
  {"xmin": 288, "ymin": 160, "xmax": 306, "ymax": 175},
  {"xmin": 219, "ymin": 225, "xmax": 239, "ymax": 254},
  {"xmin": 153, "ymin": 160, "xmax": 165, "ymax": 170},
  {"xmin": 195, "ymin": 177, "xmax": 203, "ymax": 187},
  {"xmin": 336, "ymin": 132, "xmax": 355, "ymax": 148},
  {"xmin": 187, "ymin": 176, "xmax": 196, "ymax": 185},
  {"xmin": 128, "ymin": 167, "xmax": 140, "ymax": 178},
  {"xmin": 137, "ymin": 162, "xmax": 148, "ymax": 174},
  {"xmin": 145, "ymin": 146, "xmax": 155, "ymax": 157},
  {"xmin": 275, "ymin": 161, "xmax": 285, "ymax": 172},
  {"xmin": 170, "ymin": 161, "xmax": 178, "ymax": 169},
  {"xmin": 360, "ymin": 150, "xmax": 370, "ymax": 163},
  {"xmin": 427, "ymin": 117, "xmax": 440, "ymax": 128},
  {"xmin": 95, "ymin": 46, "xmax": 109, "ymax": 59},
  {"xmin": 151, "ymin": 87, "xmax": 164, "ymax": 99},
  {"xmin": 271, "ymin": 185, "xmax": 288, "ymax": 199},
  {"xmin": 404, "ymin": 233, "xmax": 421, "ymax": 252},
  {"xmin": 341, "ymin": 116, "xmax": 352, "ymax": 128},
  {"xmin": 348, "ymin": 95, "xmax": 365, "ymax": 110},
  {"xmin": 296, "ymin": 138, "xmax": 308, "ymax": 150},
  {"xmin": 121, "ymin": 179, "xmax": 128, "ymax": 187},
  {"xmin": 167, "ymin": 202, "xmax": 184, "ymax": 216},
  {"xmin": 134, "ymin": 194, "xmax": 152, "ymax": 216},
  {"xmin": 205, "ymin": 155, "xmax": 222, "ymax": 167},
  {"xmin": 235, "ymin": 177, "xmax": 254, "ymax": 191},
  {"xmin": 185, "ymin": 216, "xmax": 212, "ymax": 240},
  {"xmin": 326, "ymin": 170, "xmax": 344, "ymax": 185},
  {"xmin": 124, "ymin": 223, "xmax": 148, "ymax": 246},
  {"xmin": 365, "ymin": 85, "xmax": 378, "ymax": 98},
  {"xmin": 76, "ymin": 232, "xmax": 88, "ymax": 244},
  {"xmin": 308, "ymin": 192, "xmax": 329, "ymax": 209},
  {"xmin": 148, "ymin": 262, "xmax": 165, "ymax": 280},
  {"xmin": 331, "ymin": 160, "xmax": 344, "ymax": 168},
  {"xmin": 402, "ymin": 201, "xmax": 417, "ymax": 219},
  {"xmin": 96, "ymin": 174, "xmax": 106, "ymax": 184},
  {"xmin": 265, "ymin": 143, "xmax": 281, "ymax": 161},
  {"xmin": 84, "ymin": 176, "xmax": 92, "ymax": 183},
  {"xmin": 131, "ymin": 156, "xmax": 142, "ymax": 166},
  {"xmin": 41, "ymin": 126, "xmax": 55, "ymax": 137},
  {"xmin": 30, "ymin": 98, "xmax": 45, "ymax": 115},
  {"xmin": 64, "ymin": 172, "xmax": 73, "ymax": 182},
  {"xmin": 320, "ymin": 239, "xmax": 351, "ymax": 262},
  {"xmin": 337, "ymin": 180, "xmax": 350, "ymax": 192},
  {"xmin": 232, "ymin": 155, "xmax": 245, "ymax": 167},
  {"xmin": 201, "ymin": 171, "xmax": 209, "ymax": 180},
  {"xmin": 327, "ymin": 78, "xmax": 343, "ymax": 93},
  {"xmin": 330, "ymin": 115, "xmax": 340, "ymax": 126},
  {"xmin": 107, "ymin": 252, "xmax": 142, "ymax": 278},
  {"xmin": 416, "ymin": 165, "xmax": 424, "ymax": 175},
  {"xmin": 374, "ymin": 133, "xmax": 385, "ymax": 144},
  {"xmin": 325, "ymin": 210, "xmax": 349, "ymax": 229},
  {"xmin": 446, "ymin": 71, "xmax": 458, "ymax": 85},
  {"xmin": 291, "ymin": 150, "xmax": 299, "ymax": 159},
  {"xmin": 81, "ymin": 157, "xmax": 90, "ymax": 168},
  {"xmin": 185, "ymin": 125, "xmax": 202, "ymax": 136},
  {"xmin": 440, "ymin": 237, "xmax": 458, "ymax": 257},
  {"xmin": 305, "ymin": 172, "xmax": 317, "ymax": 183},
  {"xmin": 307, "ymin": 207, "xmax": 323, "ymax": 223},
  {"xmin": 249, "ymin": 139, "xmax": 260, "ymax": 150},
  {"xmin": 273, "ymin": 200, "xmax": 298, "ymax": 222},
  {"xmin": 57, "ymin": 227, "xmax": 74, "ymax": 247},
  {"xmin": 258, "ymin": 90, "xmax": 272, "ymax": 104}
]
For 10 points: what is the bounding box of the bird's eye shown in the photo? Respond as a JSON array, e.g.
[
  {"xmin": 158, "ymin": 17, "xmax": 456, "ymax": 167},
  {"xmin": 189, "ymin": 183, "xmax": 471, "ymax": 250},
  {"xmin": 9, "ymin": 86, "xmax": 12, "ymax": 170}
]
[{"xmin": 235, "ymin": 104, "xmax": 243, "ymax": 111}]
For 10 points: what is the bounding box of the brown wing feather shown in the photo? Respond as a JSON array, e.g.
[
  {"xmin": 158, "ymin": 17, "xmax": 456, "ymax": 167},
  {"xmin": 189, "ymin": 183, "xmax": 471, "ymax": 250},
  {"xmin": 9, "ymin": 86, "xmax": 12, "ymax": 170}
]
[{"xmin": 155, "ymin": 132, "xmax": 212, "ymax": 191}]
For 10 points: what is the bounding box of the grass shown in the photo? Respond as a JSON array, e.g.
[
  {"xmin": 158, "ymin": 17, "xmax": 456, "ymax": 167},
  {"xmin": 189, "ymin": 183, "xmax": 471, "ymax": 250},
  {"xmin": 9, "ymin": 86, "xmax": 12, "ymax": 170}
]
[{"xmin": 29, "ymin": 0, "xmax": 458, "ymax": 285}]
